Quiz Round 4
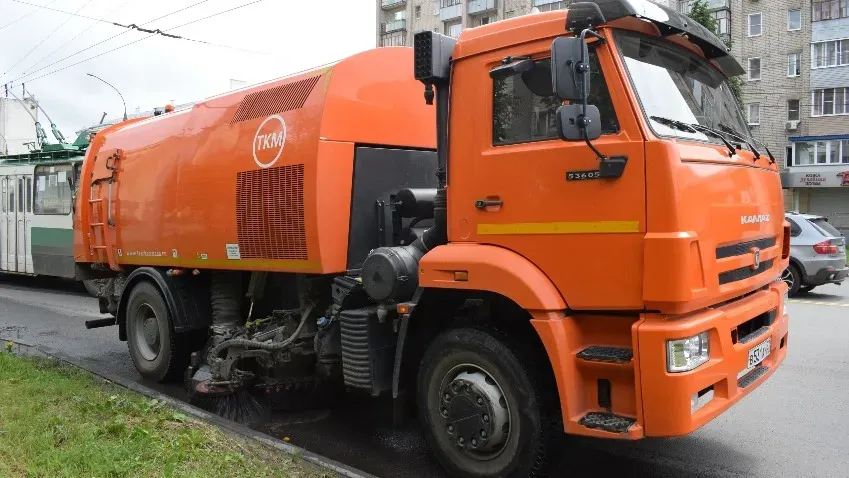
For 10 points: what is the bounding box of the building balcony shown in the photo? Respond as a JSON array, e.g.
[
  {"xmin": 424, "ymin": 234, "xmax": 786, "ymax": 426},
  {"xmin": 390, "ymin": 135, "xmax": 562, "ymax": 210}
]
[
  {"xmin": 381, "ymin": 0, "xmax": 407, "ymax": 10},
  {"xmin": 706, "ymin": 0, "xmax": 730, "ymax": 10},
  {"xmin": 381, "ymin": 19, "xmax": 407, "ymax": 33},
  {"xmin": 440, "ymin": 3, "xmax": 462, "ymax": 21},
  {"xmin": 468, "ymin": 0, "xmax": 496, "ymax": 15}
]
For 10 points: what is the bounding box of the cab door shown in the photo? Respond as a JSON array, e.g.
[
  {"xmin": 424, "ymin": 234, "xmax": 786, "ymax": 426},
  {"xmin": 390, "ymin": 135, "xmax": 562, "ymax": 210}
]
[{"xmin": 449, "ymin": 35, "xmax": 647, "ymax": 310}]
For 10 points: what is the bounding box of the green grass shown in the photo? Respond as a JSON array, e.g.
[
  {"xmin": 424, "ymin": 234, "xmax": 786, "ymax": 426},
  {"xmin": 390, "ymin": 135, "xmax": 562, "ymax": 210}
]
[{"xmin": 0, "ymin": 351, "xmax": 327, "ymax": 478}]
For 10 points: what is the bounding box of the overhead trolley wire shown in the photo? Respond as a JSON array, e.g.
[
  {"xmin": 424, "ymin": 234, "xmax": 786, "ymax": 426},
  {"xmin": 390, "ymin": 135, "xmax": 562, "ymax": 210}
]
[
  {"xmin": 8, "ymin": 0, "xmax": 213, "ymax": 84},
  {"xmin": 23, "ymin": 0, "xmax": 269, "ymax": 84},
  {"xmin": 18, "ymin": 0, "xmax": 138, "ymax": 78},
  {"xmin": 0, "ymin": 0, "xmax": 60, "ymax": 32},
  {"xmin": 1, "ymin": 0, "xmax": 96, "ymax": 82}
]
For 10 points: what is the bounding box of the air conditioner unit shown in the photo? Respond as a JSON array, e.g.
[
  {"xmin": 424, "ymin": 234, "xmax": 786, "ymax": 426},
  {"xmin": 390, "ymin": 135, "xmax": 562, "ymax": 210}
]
[{"xmin": 786, "ymin": 120, "xmax": 799, "ymax": 131}]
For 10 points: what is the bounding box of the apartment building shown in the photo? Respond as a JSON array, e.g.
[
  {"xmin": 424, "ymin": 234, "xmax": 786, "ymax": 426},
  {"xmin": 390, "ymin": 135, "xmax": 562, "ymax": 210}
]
[
  {"xmin": 778, "ymin": 0, "xmax": 849, "ymax": 233},
  {"xmin": 377, "ymin": 1, "xmax": 674, "ymax": 47}
]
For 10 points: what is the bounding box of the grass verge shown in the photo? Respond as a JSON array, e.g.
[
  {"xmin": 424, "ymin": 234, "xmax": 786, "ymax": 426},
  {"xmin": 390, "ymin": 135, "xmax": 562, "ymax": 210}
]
[{"xmin": 0, "ymin": 350, "xmax": 327, "ymax": 478}]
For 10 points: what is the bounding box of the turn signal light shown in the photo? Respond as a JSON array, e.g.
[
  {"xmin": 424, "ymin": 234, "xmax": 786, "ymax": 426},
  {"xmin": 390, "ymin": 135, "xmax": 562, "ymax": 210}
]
[
  {"xmin": 781, "ymin": 222, "xmax": 791, "ymax": 259},
  {"xmin": 813, "ymin": 241, "xmax": 838, "ymax": 255}
]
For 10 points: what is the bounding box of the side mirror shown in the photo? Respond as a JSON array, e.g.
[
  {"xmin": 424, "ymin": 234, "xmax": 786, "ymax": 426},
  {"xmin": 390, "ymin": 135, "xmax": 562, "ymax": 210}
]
[
  {"xmin": 557, "ymin": 104, "xmax": 601, "ymax": 141},
  {"xmin": 551, "ymin": 36, "xmax": 590, "ymax": 102}
]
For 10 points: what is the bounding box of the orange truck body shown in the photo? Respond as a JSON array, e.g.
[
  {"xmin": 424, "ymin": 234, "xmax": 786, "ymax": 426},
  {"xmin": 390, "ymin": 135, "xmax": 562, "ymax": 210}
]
[{"xmin": 76, "ymin": 9, "xmax": 788, "ymax": 443}]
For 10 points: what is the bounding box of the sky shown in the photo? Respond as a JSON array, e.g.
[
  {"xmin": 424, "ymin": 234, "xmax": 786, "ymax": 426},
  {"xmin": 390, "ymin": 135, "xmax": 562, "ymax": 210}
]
[{"xmin": 0, "ymin": 0, "xmax": 376, "ymax": 136}]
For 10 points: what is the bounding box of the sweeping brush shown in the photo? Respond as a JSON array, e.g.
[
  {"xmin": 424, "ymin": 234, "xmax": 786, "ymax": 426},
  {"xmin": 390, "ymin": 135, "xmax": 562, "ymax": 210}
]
[{"xmin": 188, "ymin": 385, "xmax": 270, "ymax": 427}]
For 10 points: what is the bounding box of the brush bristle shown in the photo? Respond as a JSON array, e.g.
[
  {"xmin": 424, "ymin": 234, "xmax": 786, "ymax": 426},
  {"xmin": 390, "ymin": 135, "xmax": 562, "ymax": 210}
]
[{"xmin": 189, "ymin": 388, "xmax": 269, "ymax": 426}]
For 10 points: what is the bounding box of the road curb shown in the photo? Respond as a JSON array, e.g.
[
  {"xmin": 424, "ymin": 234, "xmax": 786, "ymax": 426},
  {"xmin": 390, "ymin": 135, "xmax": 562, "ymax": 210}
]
[{"xmin": 1, "ymin": 338, "xmax": 378, "ymax": 478}]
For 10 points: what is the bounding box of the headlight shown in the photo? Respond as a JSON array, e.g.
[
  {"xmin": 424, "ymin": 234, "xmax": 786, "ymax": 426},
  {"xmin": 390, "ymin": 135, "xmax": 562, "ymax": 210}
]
[{"xmin": 667, "ymin": 332, "xmax": 710, "ymax": 373}]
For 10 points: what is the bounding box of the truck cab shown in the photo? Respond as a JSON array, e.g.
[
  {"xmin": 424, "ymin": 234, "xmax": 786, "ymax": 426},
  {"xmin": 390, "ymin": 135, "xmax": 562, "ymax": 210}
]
[{"xmin": 405, "ymin": 1, "xmax": 789, "ymax": 475}]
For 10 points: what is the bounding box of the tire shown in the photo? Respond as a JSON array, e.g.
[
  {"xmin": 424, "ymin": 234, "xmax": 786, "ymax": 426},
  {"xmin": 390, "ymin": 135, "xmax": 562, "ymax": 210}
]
[
  {"xmin": 798, "ymin": 285, "xmax": 816, "ymax": 294},
  {"xmin": 417, "ymin": 326, "xmax": 558, "ymax": 478},
  {"xmin": 125, "ymin": 281, "xmax": 184, "ymax": 382},
  {"xmin": 82, "ymin": 278, "xmax": 114, "ymax": 298},
  {"xmin": 782, "ymin": 264, "xmax": 803, "ymax": 296}
]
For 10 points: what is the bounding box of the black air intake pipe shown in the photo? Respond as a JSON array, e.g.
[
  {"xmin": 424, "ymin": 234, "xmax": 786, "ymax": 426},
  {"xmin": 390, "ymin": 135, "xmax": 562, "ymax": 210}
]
[{"xmin": 361, "ymin": 78, "xmax": 449, "ymax": 304}]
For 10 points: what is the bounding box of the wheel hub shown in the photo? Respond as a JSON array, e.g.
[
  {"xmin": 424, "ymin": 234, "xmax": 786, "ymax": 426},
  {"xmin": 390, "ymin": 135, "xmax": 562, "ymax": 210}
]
[
  {"xmin": 142, "ymin": 316, "xmax": 160, "ymax": 348},
  {"xmin": 440, "ymin": 370, "xmax": 508, "ymax": 453},
  {"xmin": 134, "ymin": 303, "xmax": 161, "ymax": 361}
]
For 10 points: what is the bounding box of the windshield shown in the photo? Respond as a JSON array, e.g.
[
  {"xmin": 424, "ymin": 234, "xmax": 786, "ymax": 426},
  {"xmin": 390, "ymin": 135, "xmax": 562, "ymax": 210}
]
[{"xmin": 614, "ymin": 30, "xmax": 752, "ymax": 146}]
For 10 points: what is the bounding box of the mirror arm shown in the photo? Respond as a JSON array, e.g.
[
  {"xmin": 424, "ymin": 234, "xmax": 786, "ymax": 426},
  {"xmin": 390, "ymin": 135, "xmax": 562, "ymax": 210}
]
[
  {"xmin": 582, "ymin": 126, "xmax": 607, "ymax": 162},
  {"xmin": 578, "ymin": 27, "xmax": 607, "ymax": 162}
]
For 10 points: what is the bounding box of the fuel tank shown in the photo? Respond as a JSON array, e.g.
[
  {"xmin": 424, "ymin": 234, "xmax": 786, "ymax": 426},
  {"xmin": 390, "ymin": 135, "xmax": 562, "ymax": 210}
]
[
  {"xmin": 75, "ymin": 47, "xmax": 436, "ymax": 274},
  {"xmin": 643, "ymin": 140, "xmax": 789, "ymax": 314}
]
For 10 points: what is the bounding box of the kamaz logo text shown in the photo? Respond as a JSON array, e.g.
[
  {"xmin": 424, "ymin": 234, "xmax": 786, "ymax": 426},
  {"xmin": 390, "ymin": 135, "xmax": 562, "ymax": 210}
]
[
  {"xmin": 741, "ymin": 214, "xmax": 770, "ymax": 224},
  {"xmin": 252, "ymin": 114, "xmax": 287, "ymax": 169}
]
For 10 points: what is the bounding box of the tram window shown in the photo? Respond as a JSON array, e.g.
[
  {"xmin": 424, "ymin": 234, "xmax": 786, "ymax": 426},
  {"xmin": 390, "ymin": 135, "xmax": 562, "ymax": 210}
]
[
  {"xmin": 26, "ymin": 178, "xmax": 32, "ymax": 213},
  {"xmin": 1, "ymin": 181, "xmax": 5, "ymax": 213},
  {"xmin": 17, "ymin": 180, "xmax": 23, "ymax": 212},
  {"xmin": 34, "ymin": 165, "xmax": 73, "ymax": 215}
]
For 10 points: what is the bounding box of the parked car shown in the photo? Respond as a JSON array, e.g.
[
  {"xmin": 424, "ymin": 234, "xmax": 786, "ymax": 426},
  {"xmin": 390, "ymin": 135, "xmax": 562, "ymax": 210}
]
[{"xmin": 783, "ymin": 212, "xmax": 848, "ymax": 295}]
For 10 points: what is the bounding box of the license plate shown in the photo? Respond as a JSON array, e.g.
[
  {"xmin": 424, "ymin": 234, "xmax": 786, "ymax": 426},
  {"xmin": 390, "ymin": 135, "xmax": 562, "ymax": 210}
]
[{"xmin": 741, "ymin": 338, "xmax": 771, "ymax": 377}]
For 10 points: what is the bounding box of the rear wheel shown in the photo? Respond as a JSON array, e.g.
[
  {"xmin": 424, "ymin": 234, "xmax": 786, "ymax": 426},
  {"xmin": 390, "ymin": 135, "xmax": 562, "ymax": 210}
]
[
  {"xmin": 126, "ymin": 281, "xmax": 185, "ymax": 382},
  {"xmin": 782, "ymin": 264, "xmax": 803, "ymax": 296},
  {"xmin": 82, "ymin": 278, "xmax": 113, "ymax": 298},
  {"xmin": 417, "ymin": 326, "xmax": 558, "ymax": 478}
]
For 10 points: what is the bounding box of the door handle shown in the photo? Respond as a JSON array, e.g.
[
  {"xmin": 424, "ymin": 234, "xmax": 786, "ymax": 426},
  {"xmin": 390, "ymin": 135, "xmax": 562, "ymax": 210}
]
[{"xmin": 475, "ymin": 199, "xmax": 503, "ymax": 210}]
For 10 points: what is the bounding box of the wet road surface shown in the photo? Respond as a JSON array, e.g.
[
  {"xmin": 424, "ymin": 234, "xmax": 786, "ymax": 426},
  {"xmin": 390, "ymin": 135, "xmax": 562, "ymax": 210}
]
[{"xmin": 1, "ymin": 275, "xmax": 847, "ymax": 477}]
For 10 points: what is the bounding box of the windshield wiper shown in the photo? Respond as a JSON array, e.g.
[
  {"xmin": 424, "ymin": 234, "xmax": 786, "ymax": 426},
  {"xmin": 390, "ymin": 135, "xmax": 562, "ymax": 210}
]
[
  {"xmin": 717, "ymin": 124, "xmax": 776, "ymax": 165},
  {"xmin": 650, "ymin": 116, "xmax": 736, "ymax": 158}
]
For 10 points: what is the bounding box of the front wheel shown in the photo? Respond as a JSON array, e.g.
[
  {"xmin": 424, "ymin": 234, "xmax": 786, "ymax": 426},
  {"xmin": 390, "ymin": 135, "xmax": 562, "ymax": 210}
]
[{"xmin": 417, "ymin": 327, "xmax": 558, "ymax": 478}]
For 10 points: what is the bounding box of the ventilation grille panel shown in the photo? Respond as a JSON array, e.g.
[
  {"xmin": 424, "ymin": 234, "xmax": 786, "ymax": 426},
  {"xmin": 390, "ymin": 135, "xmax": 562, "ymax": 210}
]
[
  {"xmin": 236, "ymin": 165, "xmax": 307, "ymax": 261},
  {"xmin": 230, "ymin": 75, "xmax": 320, "ymax": 124}
]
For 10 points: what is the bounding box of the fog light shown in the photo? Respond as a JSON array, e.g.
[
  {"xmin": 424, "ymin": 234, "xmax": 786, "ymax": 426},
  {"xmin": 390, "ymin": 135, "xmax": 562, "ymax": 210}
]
[{"xmin": 667, "ymin": 332, "xmax": 710, "ymax": 373}]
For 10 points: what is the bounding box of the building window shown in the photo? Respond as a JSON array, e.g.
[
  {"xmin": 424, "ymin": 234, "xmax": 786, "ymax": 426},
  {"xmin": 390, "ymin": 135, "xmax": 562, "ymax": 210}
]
[
  {"xmin": 445, "ymin": 21, "xmax": 462, "ymax": 38},
  {"xmin": 441, "ymin": 0, "xmax": 461, "ymax": 6},
  {"xmin": 534, "ymin": 1, "xmax": 567, "ymax": 12},
  {"xmin": 748, "ymin": 13, "xmax": 762, "ymax": 36},
  {"xmin": 433, "ymin": 0, "xmax": 439, "ymax": 14},
  {"xmin": 788, "ymin": 52, "xmax": 801, "ymax": 76},
  {"xmin": 790, "ymin": 140, "xmax": 849, "ymax": 165},
  {"xmin": 812, "ymin": 39, "xmax": 849, "ymax": 68},
  {"xmin": 677, "ymin": 1, "xmax": 690, "ymax": 15},
  {"xmin": 788, "ymin": 99, "xmax": 800, "ymax": 120},
  {"xmin": 812, "ymin": 87, "xmax": 849, "ymax": 116},
  {"xmin": 748, "ymin": 58, "xmax": 761, "ymax": 81},
  {"xmin": 476, "ymin": 16, "xmax": 496, "ymax": 27},
  {"xmin": 493, "ymin": 54, "xmax": 618, "ymax": 145},
  {"xmin": 712, "ymin": 9, "xmax": 730, "ymax": 35},
  {"xmin": 748, "ymin": 103, "xmax": 761, "ymax": 125},
  {"xmin": 415, "ymin": 5, "xmax": 421, "ymax": 19},
  {"xmin": 812, "ymin": 0, "xmax": 849, "ymax": 21},
  {"xmin": 788, "ymin": 9, "xmax": 802, "ymax": 30}
]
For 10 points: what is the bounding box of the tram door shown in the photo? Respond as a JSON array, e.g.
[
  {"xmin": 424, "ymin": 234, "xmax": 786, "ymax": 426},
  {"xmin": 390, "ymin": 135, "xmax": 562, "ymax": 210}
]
[
  {"xmin": 23, "ymin": 176, "xmax": 33, "ymax": 273},
  {"xmin": 0, "ymin": 177, "xmax": 7, "ymax": 271}
]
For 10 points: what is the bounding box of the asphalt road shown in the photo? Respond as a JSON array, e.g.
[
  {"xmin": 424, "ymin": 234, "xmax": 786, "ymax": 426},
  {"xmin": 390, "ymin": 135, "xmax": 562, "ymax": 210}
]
[{"xmin": 1, "ymin": 275, "xmax": 848, "ymax": 477}]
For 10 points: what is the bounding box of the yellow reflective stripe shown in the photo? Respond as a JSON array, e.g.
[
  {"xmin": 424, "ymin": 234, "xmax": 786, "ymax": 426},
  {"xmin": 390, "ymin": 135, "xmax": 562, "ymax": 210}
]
[
  {"xmin": 118, "ymin": 255, "xmax": 319, "ymax": 270},
  {"xmin": 477, "ymin": 221, "xmax": 640, "ymax": 235}
]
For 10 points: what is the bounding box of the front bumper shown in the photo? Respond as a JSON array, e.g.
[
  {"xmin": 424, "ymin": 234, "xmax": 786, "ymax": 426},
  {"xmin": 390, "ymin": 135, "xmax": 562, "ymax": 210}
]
[
  {"xmin": 808, "ymin": 266, "xmax": 848, "ymax": 285},
  {"xmin": 637, "ymin": 280, "xmax": 789, "ymax": 437}
]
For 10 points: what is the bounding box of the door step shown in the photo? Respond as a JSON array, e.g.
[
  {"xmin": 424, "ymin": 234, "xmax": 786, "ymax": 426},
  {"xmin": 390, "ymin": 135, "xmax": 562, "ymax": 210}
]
[
  {"xmin": 576, "ymin": 346, "xmax": 633, "ymax": 364},
  {"xmin": 578, "ymin": 412, "xmax": 637, "ymax": 433}
]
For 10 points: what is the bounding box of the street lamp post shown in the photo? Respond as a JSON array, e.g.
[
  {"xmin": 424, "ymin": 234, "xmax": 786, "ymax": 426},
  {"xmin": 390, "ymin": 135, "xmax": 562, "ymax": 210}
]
[{"xmin": 86, "ymin": 73, "xmax": 127, "ymax": 121}]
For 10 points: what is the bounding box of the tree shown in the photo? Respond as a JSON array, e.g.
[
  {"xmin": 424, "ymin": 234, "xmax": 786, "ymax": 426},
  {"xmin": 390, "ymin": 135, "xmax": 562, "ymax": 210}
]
[{"xmin": 686, "ymin": 0, "xmax": 744, "ymax": 109}]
